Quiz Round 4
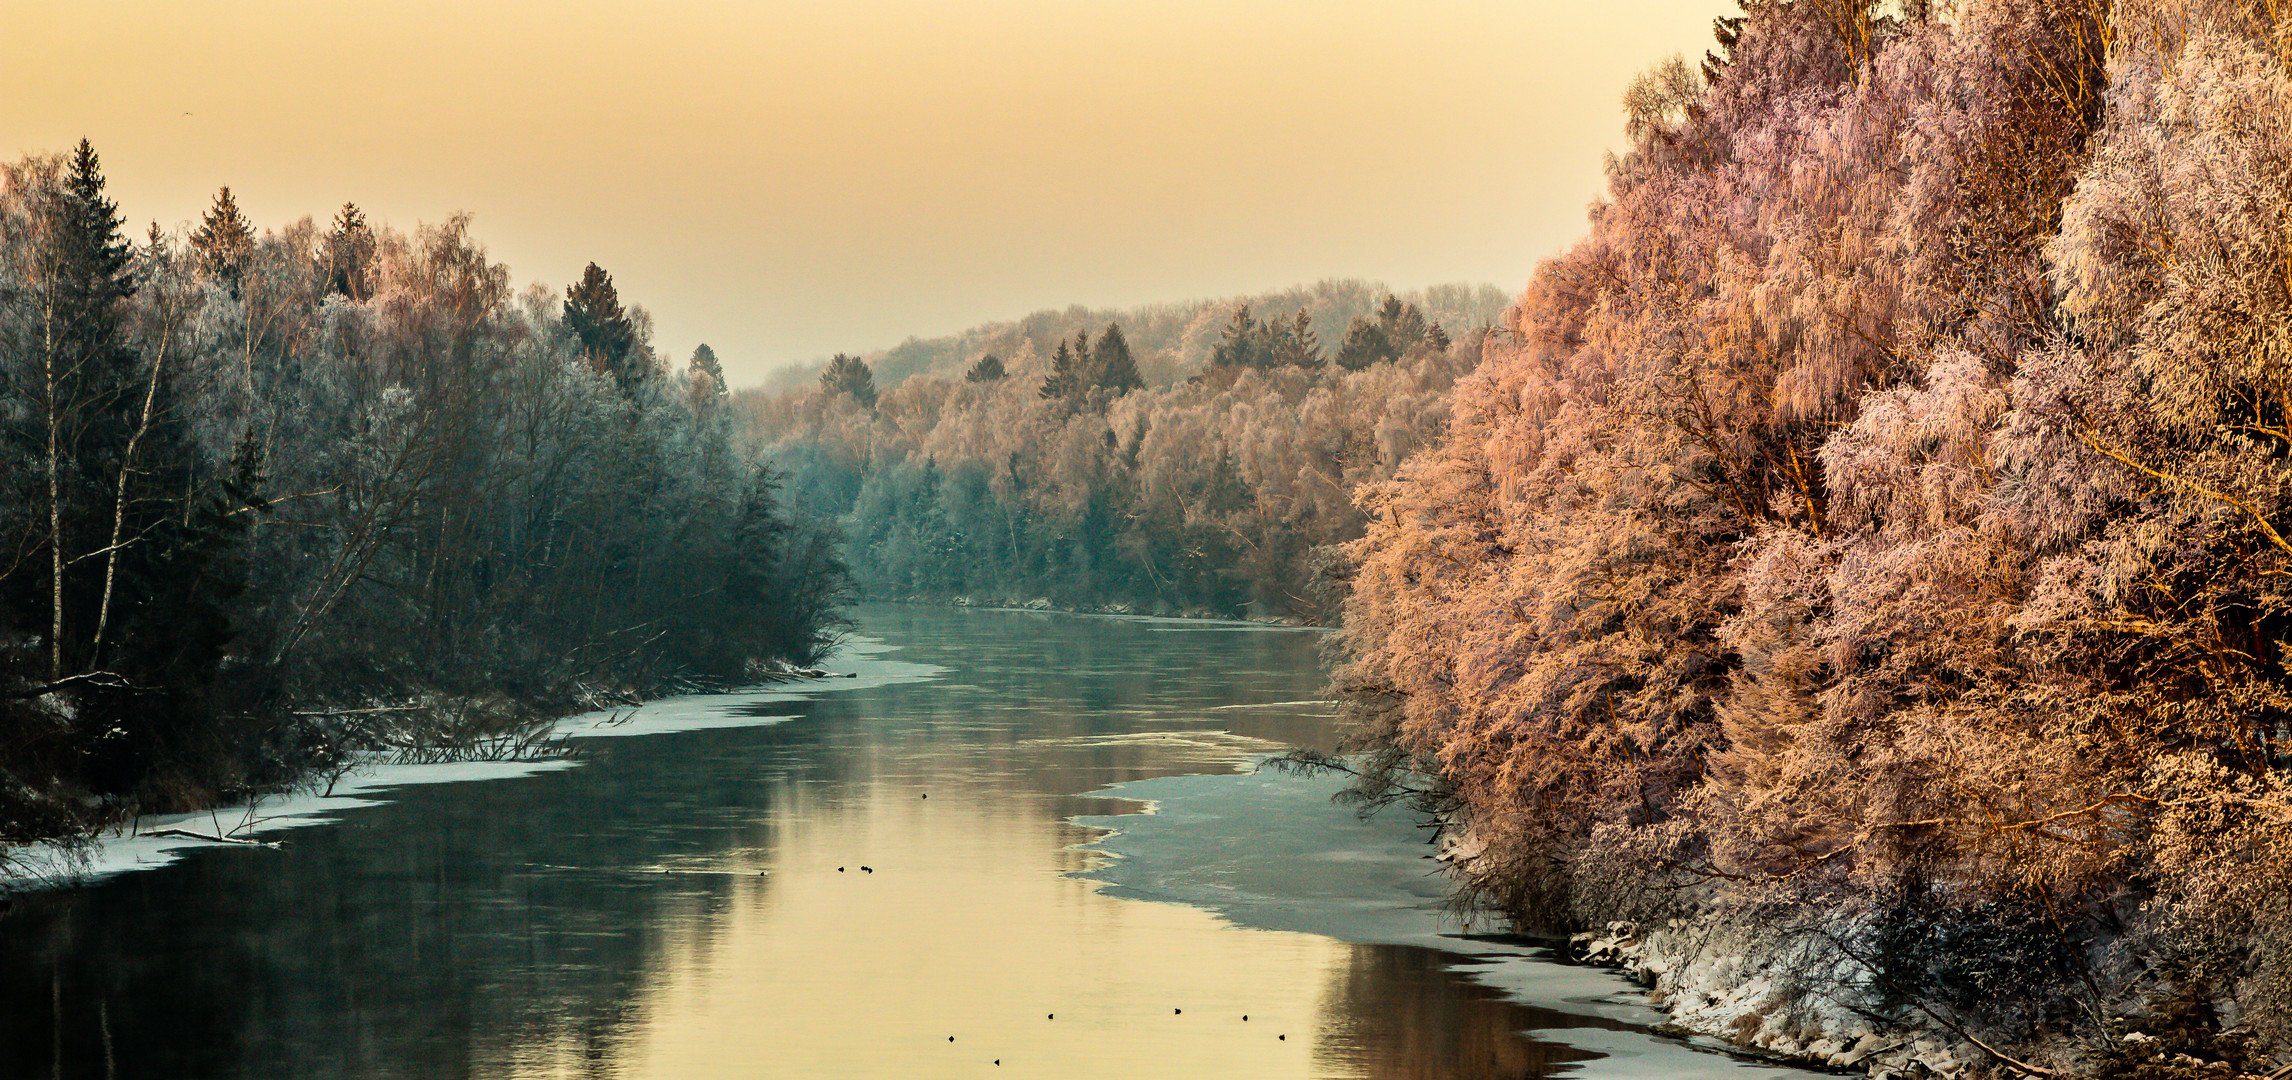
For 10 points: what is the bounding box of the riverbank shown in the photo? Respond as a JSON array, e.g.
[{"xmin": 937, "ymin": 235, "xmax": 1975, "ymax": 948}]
[
  {"xmin": 0, "ymin": 637, "xmax": 944, "ymax": 890},
  {"xmin": 1432, "ymin": 826, "xmax": 2287, "ymax": 1080}
]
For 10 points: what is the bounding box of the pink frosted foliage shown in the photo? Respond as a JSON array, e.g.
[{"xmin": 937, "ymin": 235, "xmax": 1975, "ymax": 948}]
[{"xmin": 1337, "ymin": 0, "xmax": 2292, "ymax": 1043}]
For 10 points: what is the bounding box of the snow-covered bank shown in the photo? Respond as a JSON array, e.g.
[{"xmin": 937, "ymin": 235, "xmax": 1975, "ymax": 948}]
[
  {"xmin": 1071, "ymin": 762, "xmax": 1822, "ymax": 1080},
  {"xmin": 3, "ymin": 636, "xmax": 943, "ymax": 889},
  {"xmin": 1570, "ymin": 913, "xmax": 1980, "ymax": 1078}
]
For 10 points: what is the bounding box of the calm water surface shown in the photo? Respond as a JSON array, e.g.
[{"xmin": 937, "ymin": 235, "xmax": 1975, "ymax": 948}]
[{"xmin": 0, "ymin": 606, "xmax": 1784, "ymax": 1079}]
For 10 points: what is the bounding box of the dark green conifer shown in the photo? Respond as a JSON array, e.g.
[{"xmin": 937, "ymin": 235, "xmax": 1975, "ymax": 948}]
[
  {"xmin": 1090, "ymin": 323, "xmax": 1143, "ymax": 396},
  {"xmin": 689, "ymin": 343, "xmax": 727, "ymax": 396},
  {"xmin": 820, "ymin": 353, "xmax": 878, "ymax": 409},
  {"xmin": 965, "ymin": 353, "xmax": 1006, "ymax": 383},
  {"xmin": 1274, "ymin": 309, "xmax": 1323, "ymax": 370},
  {"xmin": 564, "ymin": 262, "xmax": 642, "ymax": 396},
  {"xmin": 1334, "ymin": 317, "xmax": 1392, "ymax": 370},
  {"xmin": 1210, "ymin": 304, "xmax": 1265, "ymax": 371},
  {"xmin": 1039, "ymin": 340, "xmax": 1080, "ymax": 400}
]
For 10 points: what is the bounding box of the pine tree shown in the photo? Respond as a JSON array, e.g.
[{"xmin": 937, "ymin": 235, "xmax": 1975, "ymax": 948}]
[
  {"xmin": 688, "ymin": 343, "xmax": 727, "ymax": 396},
  {"xmin": 323, "ymin": 202, "xmax": 372, "ymax": 301},
  {"xmin": 1039, "ymin": 339, "xmax": 1081, "ymax": 400},
  {"xmin": 1210, "ymin": 304, "xmax": 1266, "ymax": 371},
  {"xmin": 21, "ymin": 140, "xmax": 141, "ymax": 681},
  {"xmin": 965, "ymin": 353, "xmax": 1006, "ymax": 383},
  {"xmin": 1378, "ymin": 295, "xmax": 1427, "ymax": 352},
  {"xmin": 17, "ymin": 142, "xmax": 246, "ymax": 797},
  {"xmin": 820, "ymin": 353, "xmax": 877, "ymax": 409},
  {"xmin": 1335, "ymin": 316, "xmax": 1393, "ymax": 370},
  {"xmin": 563, "ymin": 262, "xmax": 641, "ymax": 397},
  {"xmin": 189, "ymin": 186, "xmax": 255, "ymax": 295},
  {"xmin": 1274, "ymin": 309, "xmax": 1324, "ymax": 370},
  {"xmin": 1090, "ymin": 323, "xmax": 1144, "ymax": 396}
]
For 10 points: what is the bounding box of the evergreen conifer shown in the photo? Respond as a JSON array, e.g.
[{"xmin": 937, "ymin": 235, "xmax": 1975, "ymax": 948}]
[
  {"xmin": 564, "ymin": 262, "xmax": 642, "ymax": 397},
  {"xmin": 189, "ymin": 186, "xmax": 255, "ymax": 295},
  {"xmin": 1090, "ymin": 323, "xmax": 1143, "ymax": 396},
  {"xmin": 820, "ymin": 353, "xmax": 878, "ymax": 409},
  {"xmin": 323, "ymin": 202, "xmax": 372, "ymax": 301},
  {"xmin": 964, "ymin": 353, "xmax": 1006, "ymax": 383}
]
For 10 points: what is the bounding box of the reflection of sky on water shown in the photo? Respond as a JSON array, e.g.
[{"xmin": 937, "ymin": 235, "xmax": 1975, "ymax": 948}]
[{"xmin": 0, "ymin": 606, "xmax": 1812, "ymax": 1079}]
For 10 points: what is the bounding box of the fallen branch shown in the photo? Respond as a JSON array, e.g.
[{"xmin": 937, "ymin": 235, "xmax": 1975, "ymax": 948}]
[{"xmin": 142, "ymin": 828, "xmax": 283, "ymax": 849}]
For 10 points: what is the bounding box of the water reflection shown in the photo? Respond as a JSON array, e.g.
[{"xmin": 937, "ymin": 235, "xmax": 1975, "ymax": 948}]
[{"xmin": 3, "ymin": 607, "xmax": 1611, "ymax": 1078}]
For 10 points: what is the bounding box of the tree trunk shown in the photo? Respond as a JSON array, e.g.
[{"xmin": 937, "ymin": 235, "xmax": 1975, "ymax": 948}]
[
  {"xmin": 44, "ymin": 289, "xmax": 63, "ymax": 682},
  {"xmin": 91, "ymin": 307, "xmax": 173, "ymax": 656}
]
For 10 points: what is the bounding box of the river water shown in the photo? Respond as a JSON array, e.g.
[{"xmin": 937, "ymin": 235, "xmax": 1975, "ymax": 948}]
[{"xmin": 0, "ymin": 605, "xmax": 1810, "ymax": 1079}]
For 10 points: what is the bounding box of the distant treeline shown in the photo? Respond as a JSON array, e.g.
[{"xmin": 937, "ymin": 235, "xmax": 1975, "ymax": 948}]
[
  {"xmin": 755, "ymin": 279, "xmax": 1509, "ymax": 395},
  {"xmin": 735, "ymin": 296, "xmax": 1480, "ymax": 620},
  {"xmin": 0, "ymin": 147, "xmax": 847, "ymax": 845}
]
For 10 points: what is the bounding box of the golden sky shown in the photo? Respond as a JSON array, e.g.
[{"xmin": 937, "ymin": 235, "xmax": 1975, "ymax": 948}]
[{"xmin": 5, "ymin": 1, "xmax": 1731, "ymax": 386}]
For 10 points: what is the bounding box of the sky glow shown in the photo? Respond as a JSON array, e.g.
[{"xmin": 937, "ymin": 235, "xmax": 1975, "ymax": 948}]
[{"xmin": 4, "ymin": 1, "xmax": 1733, "ymax": 385}]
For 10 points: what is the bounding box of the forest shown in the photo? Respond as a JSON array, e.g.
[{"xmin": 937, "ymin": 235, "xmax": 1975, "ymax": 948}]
[
  {"xmin": 733, "ymin": 287, "xmax": 1498, "ymax": 620},
  {"xmin": 0, "ymin": 147, "xmax": 848, "ymax": 852},
  {"xmin": 12, "ymin": 0, "xmax": 2292, "ymax": 1069},
  {"xmin": 1324, "ymin": 0, "xmax": 2292, "ymax": 1071}
]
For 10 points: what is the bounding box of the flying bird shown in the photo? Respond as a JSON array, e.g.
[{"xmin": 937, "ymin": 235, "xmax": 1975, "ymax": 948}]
[{"xmin": 861, "ymin": 866, "xmax": 874, "ymax": 873}]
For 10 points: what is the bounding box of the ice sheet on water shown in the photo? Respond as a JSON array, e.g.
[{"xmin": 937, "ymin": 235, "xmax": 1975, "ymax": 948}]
[{"xmin": 1072, "ymin": 759, "xmax": 1822, "ymax": 1080}]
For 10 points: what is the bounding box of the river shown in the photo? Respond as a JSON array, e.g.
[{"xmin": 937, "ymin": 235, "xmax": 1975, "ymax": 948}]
[{"xmin": 0, "ymin": 605, "xmax": 1811, "ymax": 1079}]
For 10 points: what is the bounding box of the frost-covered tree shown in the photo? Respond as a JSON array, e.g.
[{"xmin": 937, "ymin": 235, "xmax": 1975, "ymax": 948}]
[{"xmin": 0, "ymin": 166, "xmax": 851, "ymax": 842}]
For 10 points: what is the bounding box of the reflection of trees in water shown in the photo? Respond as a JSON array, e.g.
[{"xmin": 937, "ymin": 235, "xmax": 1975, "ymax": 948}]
[
  {"xmin": 0, "ymin": 607, "xmax": 1338, "ymax": 1078},
  {"xmin": 0, "ymin": 783, "xmax": 730, "ymax": 1079},
  {"xmin": 1313, "ymin": 944, "xmax": 1631, "ymax": 1080}
]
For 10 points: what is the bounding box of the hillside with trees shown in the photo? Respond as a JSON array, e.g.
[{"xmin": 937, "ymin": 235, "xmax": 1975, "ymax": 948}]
[
  {"xmin": 734, "ymin": 295, "xmax": 1482, "ymax": 620},
  {"xmin": 0, "ymin": 146, "xmax": 848, "ymax": 850},
  {"xmin": 1327, "ymin": 0, "xmax": 2292, "ymax": 1072},
  {"xmin": 753, "ymin": 280, "xmax": 1509, "ymax": 394}
]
